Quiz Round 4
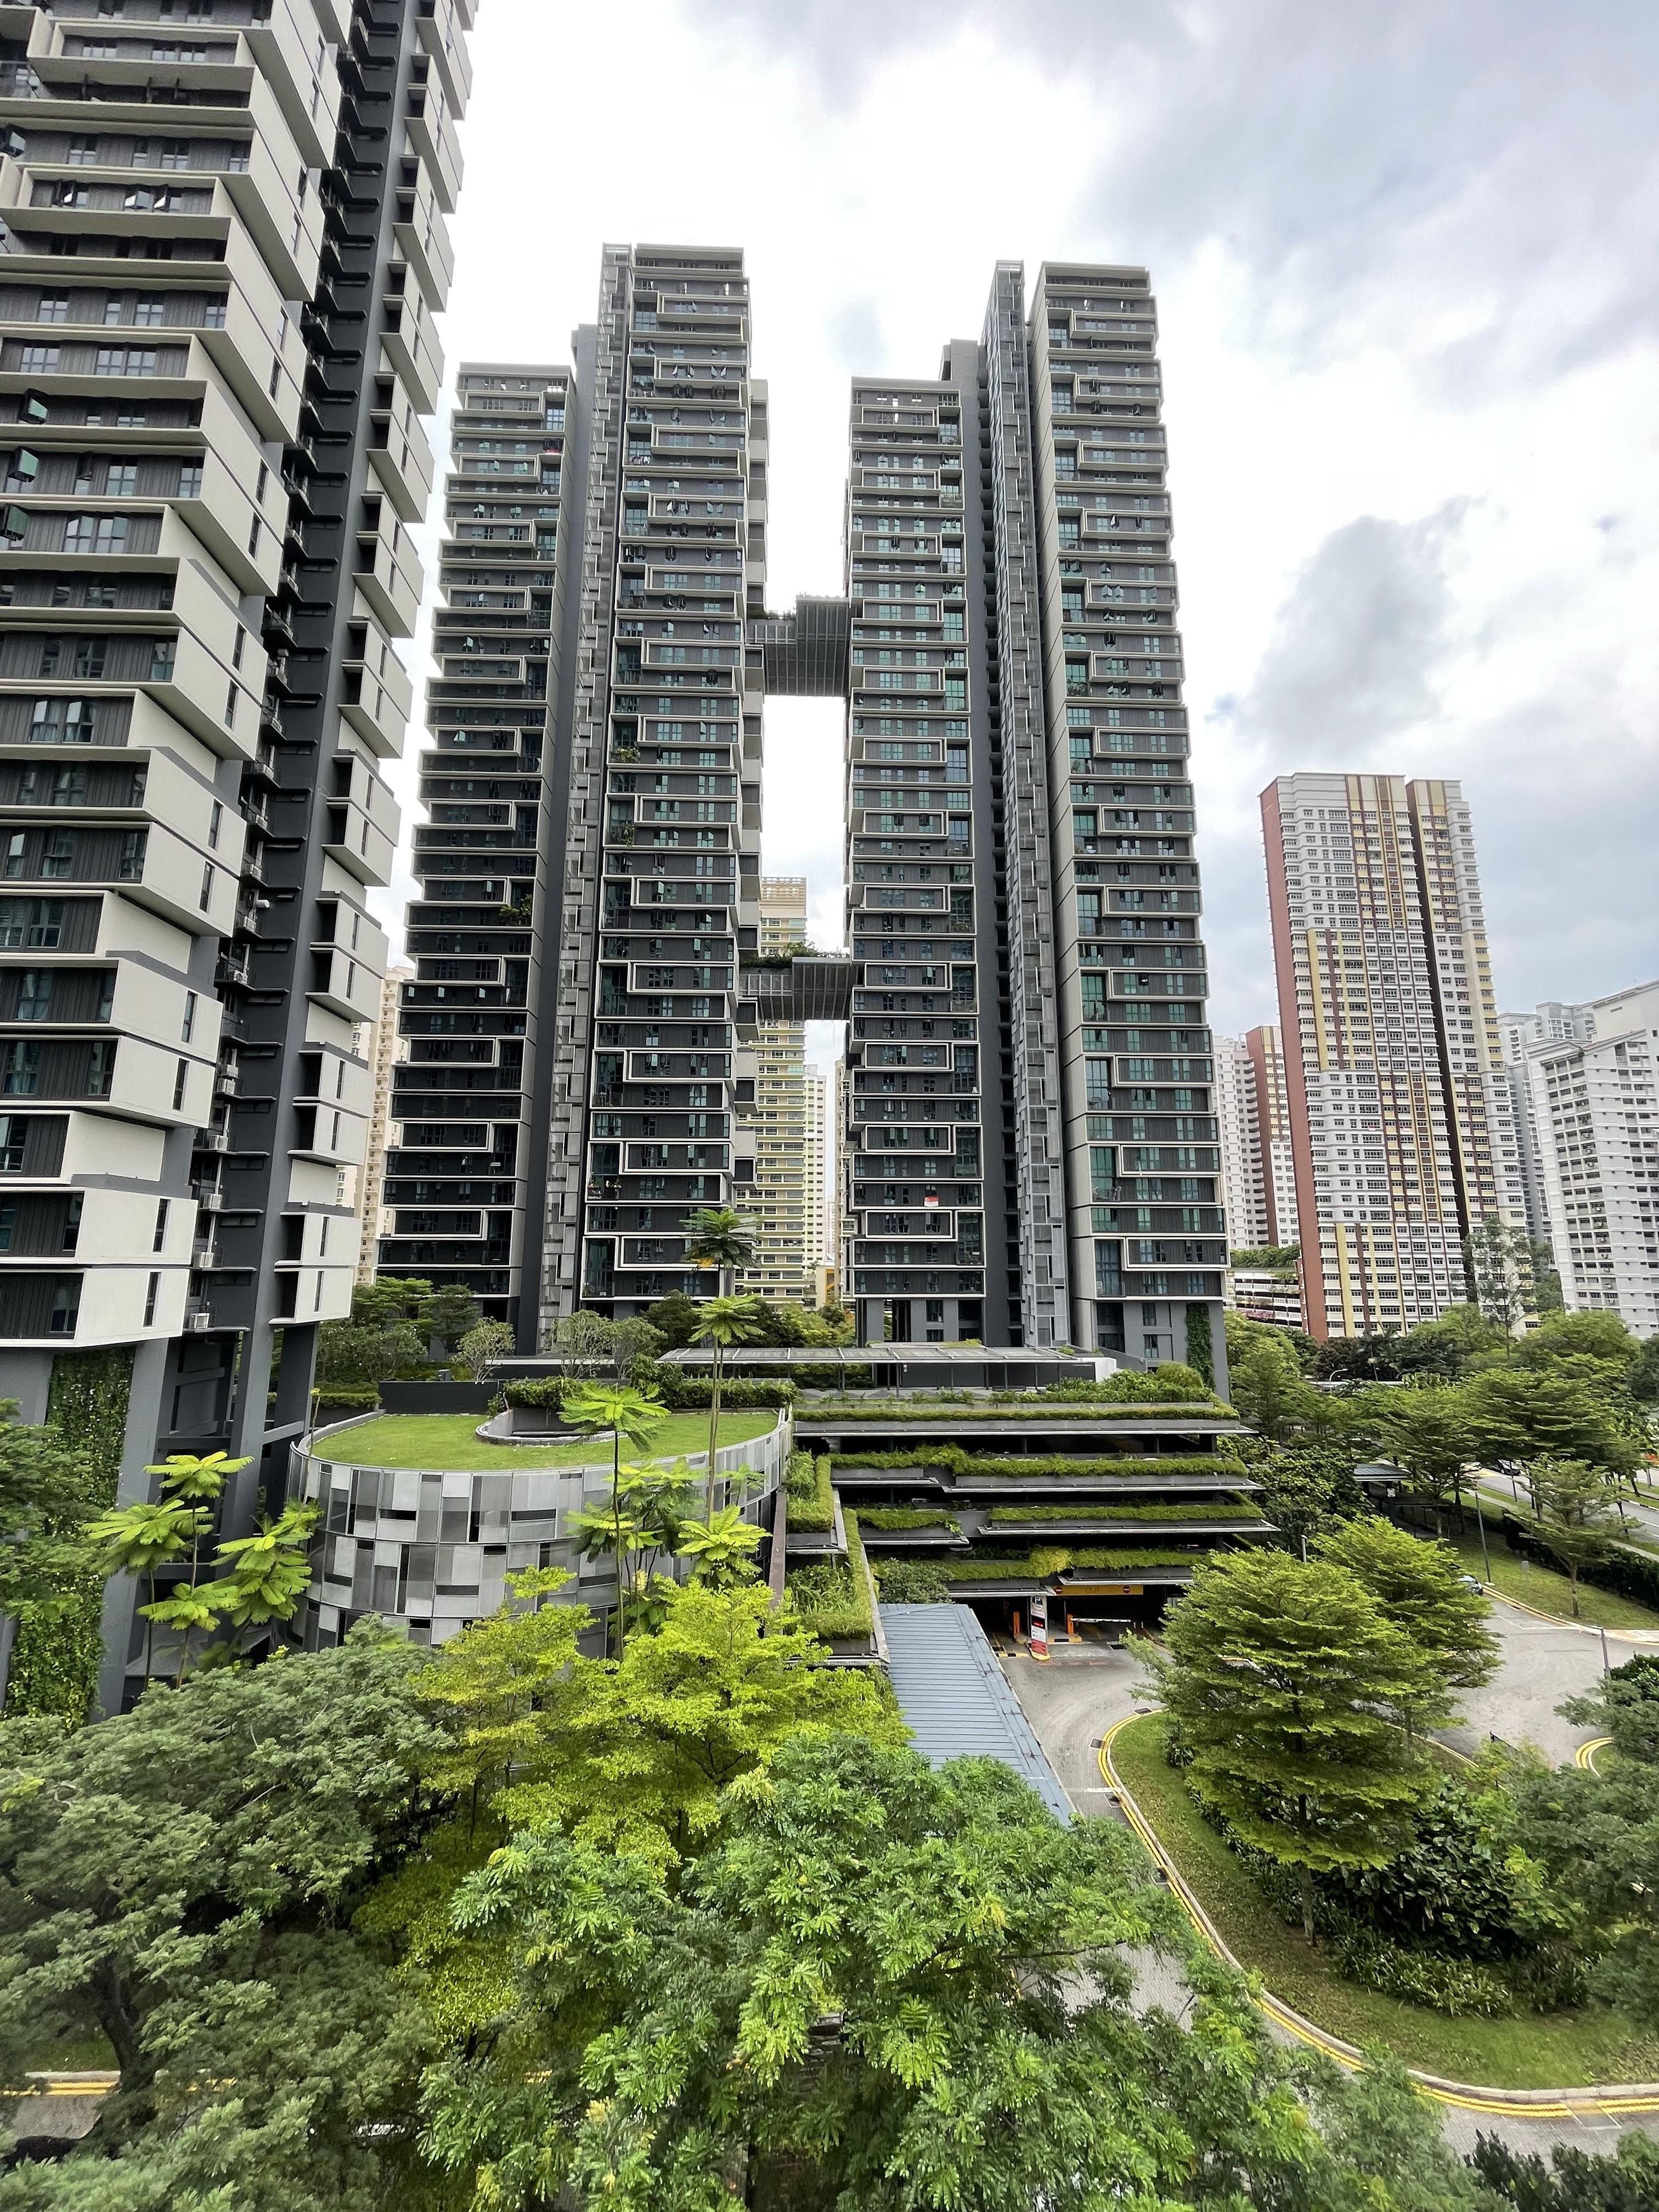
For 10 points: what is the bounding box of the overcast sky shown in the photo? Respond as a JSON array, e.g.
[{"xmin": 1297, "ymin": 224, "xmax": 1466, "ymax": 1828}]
[{"xmin": 376, "ymin": 0, "xmax": 1659, "ymax": 1041}]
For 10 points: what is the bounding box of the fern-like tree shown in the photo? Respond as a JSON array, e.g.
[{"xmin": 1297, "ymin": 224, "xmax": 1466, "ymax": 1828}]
[
  {"xmin": 561, "ymin": 1383, "xmax": 668, "ymax": 1653},
  {"xmin": 689, "ymin": 1293, "xmax": 768, "ymax": 1521},
  {"xmin": 679, "ymin": 1204, "xmax": 758, "ymax": 1296}
]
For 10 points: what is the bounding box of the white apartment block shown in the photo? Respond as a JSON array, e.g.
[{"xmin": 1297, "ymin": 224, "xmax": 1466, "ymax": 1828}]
[
  {"xmin": 1262, "ymin": 774, "xmax": 1526, "ymax": 1340},
  {"xmin": 357, "ymin": 964, "xmax": 413, "ymax": 1283},
  {"xmin": 1215, "ymin": 1036, "xmax": 1269, "ymax": 1250},
  {"xmin": 1510, "ymin": 983, "xmax": 1659, "ymax": 1337},
  {"xmin": 736, "ymin": 877, "xmax": 816, "ymax": 1302}
]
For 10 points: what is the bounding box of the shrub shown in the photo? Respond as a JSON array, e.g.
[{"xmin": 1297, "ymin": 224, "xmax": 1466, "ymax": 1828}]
[
  {"xmin": 988, "ymin": 1499, "xmax": 1262, "ymax": 1525},
  {"xmin": 827, "ymin": 1448, "xmax": 1238, "ymax": 1481},
  {"xmin": 785, "ymin": 1450, "xmax": 834, "ymax": 1533},
  {"xmin": 788, "ymin": 1510, "xmax": 873, "ymax": 1639},
  {"xmin": 858, "ymin": 1508, "xmax": 961, "ymax": 1532},
  {"xmin": 874, "ymin": 1560, "xmax": 953, "ymax": 1604},
  {"xmin": 311, "ymin": 1386, "xmax": 381, "ymax": 1418},
  {"xmin": 633, "ymin": 1360, "xmax": 795, "ymax": 1410},
  {"xmin": 505, "ymin": 1378, "xmax": 567, "ymax": 1410},
  {"xmin": 1323, "ymin": 1925, "xmax": 1516, "ymax": 2018}
]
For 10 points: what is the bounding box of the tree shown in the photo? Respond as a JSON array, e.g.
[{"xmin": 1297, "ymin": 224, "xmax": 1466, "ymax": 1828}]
[
  {"xmin": 1398, "ymin": 1304, "xmax": 1506, "ymax": 1380},
  {"xmin": 1312, "ymin": 1516, "xmax": 1498, "ymax": 1740},
  {"xmin": 1472, "ymin": 2129, "xmax": 1659, "ymax": 2212},
  {"xmin": 1143, "ymin": 1549, "xmax": 1434, "ymax": 1939},
  {"xmin": 348, "ymin": 1275, "xmax": 432, "ymax": 1329},
  {"xmin": 0, "ymin": 1406, "xmax": 103, "ymax": 1692},
  {"xmin": 0, "ymin": 1624, "xmax": 441, "ymax": 2175},
  {"xmin": 419, "ymin": 1734, "xmax": 1491, "ymax": 2212},
  {"xmin": 560, "ymin": 1382, "xmax": 668, "ymax": 1652},
  {"xmin": 1628, "ymin": 1335, "xmax": 1659, "ymax": 1405},
  {"xmin": 84, "ymin": 1496, "xmax": 208, "ymax": 1680},
  {"xmin": 1529, "ymin": 1455, "xmax": 1620, "ymax": 1617},
  {"xmin": 1247, "ymin": 1441, "xmax": 1368, "ymax": 1551},
  {"xmin": 1224, "ymin": 1325, "xmax": 1324, "ymax": 1441},
  {"xmin": 1464, "ymin": 1214, "xmax": 1536, "ymax": 1341},
  {"xmin": 673, "ymin": 1501, "xmax": 764, "ymax": 1588},
  {"xmin": 1462, "ymin": 1369, "xmax": 1639, "ymax": 1487},
  {"xmin": 1514, "ymin": 1655, "xmax": 1659, "ymax": 2023},
  {"xmin": 1515, "ymin": 1309, "xmax": 1638, "ymax": 1373},
  {"xmin": 452, "ymin": 1317, "xmax": 514, "ymax": 1384},
  {"xmin": 679, "ymin": 1203, "xmax": 758, "ymax": 1296},
  {"xmin": 549, "ymin": 1306, "xmax": 619, "ymax": 1375},
  {"xmin": 689, "ymin": 1293, "xmax": 769, "ymax": 1519},
  {"xmin": 312, "ymin": 1318, "xmax": 427, "ymax": 1391},
  {"xmin": 568, "ymin": 1454, "xmax": 701, "ymax": 1640},
  {"xmin": 418, "ymin": 1281, "xmax": 482, "ymax": 1355},
  {"xmin": 643, "ymin": 1291, "xmax": 702, "ymax": 1350},
  {"xmin": 1310, "ymin": 1332, "xmax": 1406, "ymax": 1384},
  {"xmin": 1363, "ymin": 1385, "xmax": 1474, "ymax": 1527}
]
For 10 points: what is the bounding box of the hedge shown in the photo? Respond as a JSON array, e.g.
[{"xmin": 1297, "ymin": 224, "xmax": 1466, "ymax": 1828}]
[
  {"xmin": 1502, "ymin": 1512, "xmax": 1659, "ymax": 1611},
  {"xmin": 312, "ymin": 1386, "xmax": 381, "ymax": 1417},
  {"xmin": 828, "ymin": 1447, "xmax": 1245, "ymax": 1482},
  {"xmin": 935, "ymin": 1544, "xmax": 1203, "ymax": 1582},
  {"xmin": 505, "ymin": 1378, "xmax": 567, "ymax": 1410},
  {"xmin": 658, "ymin": 1378, "xmax": 797, "ymax": 1410},
  {"xmin": 785, "ymin": 1450, "xmax": 835, "ymax": 1533},
  {"xmin": 988, "ymin": 1499, "xmax": 1263, "ymax": 1526},
  {"xmin": 859, "ymin": 1508, "xmax": 962, "ymax": 1532},
  {"xmin": 872, "ymin": 1559, "xmax": 953, "ymax": 1604},
  {"xmin": 799, "ymin": 1401, "xmax": 1232, "ymax": 1424},
  {"xmin": 787, "ymin": 1508, "xmax": 873, "ymax": 1639}
]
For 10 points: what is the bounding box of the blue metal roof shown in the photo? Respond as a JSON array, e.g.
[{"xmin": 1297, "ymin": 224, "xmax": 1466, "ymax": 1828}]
[{"xmin": 879, "ymin": 1604, "xmax": 1072, "ymax": 1822}]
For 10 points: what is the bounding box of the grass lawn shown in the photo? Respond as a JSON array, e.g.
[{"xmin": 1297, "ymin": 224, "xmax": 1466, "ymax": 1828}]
[
  {"xmin": 315, "ymin": 1410, "xmax": 778, "ymax": 1472},
  {"xmin": 1444, "ymin": 1529, "xmax": 1659, "ymax": 1630},
  {"xmin": 1111, "ymin": 1713, "xmax": 1659, "ymax": 2090}
]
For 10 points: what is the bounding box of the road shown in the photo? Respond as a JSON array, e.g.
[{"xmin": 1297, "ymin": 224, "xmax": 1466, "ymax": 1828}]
[{"xmin": 997, "ymin": 1602, "xmax": 1658, "ymax": 2164}]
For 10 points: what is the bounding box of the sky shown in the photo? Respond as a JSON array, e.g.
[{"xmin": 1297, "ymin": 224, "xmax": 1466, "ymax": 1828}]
[{"xmin": 376, "ymin": 0, "xmax": 1659, "ymax": 1044}]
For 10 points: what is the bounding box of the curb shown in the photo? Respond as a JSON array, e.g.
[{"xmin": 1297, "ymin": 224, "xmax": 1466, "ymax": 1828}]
[
  {"xmin": 1098, "ymin": 1714, "xmax": 1659, "ymax": 2121},
  {"xmin": 1575, "ymin": 1736, "xmax": 1613, "ymax": 1774}
]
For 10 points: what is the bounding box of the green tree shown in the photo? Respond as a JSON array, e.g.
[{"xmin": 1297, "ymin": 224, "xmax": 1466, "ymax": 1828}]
[
  {"xmin": 1312, "ymin": 1516, "xmax": 1498, "ymax": 1741},
  {"xmin": 1400, "ymin": 1304, "xmax": 1507, "ymax": 1379},
  {"xmin": 1463, "ymin": 1215, "xmax": 1536, "ymax": 1342},
  {"xmin": 1628, "ymin": 1335, "xmax": 1659, "ymax": 1405},
  {"xmin": 1514, "ymin": 1655, "xmax": 1659, "ymax": 2023},
  {"xmin": 560, "ymin": 1383, "xmax": 669, "ymax": 1652},
  {"xmin": 642, "ymin": 1291, "xmax": 702, "ymax": 1349},
  {"xmin": 0, "ymin": 1624, "xmax": 441, "ymax": 2173},
  {"xmin": 1248, "ymin": 1441, "xmax": 1368, "ymax": 1551},
  {"xmin": 1143, "ymin": 1549, "xmax": 1434, "ymax": 1939},
  {"xmin": 1472, "ymin": 2129, "xmax": 1659, "ymax": 2212},
  {"xmin": 1363, "ymin": 1384, "xmax": 1475, "ymax": 1527},
  {"xmin": 1462, "ymin": 1369, "xmax": 1639, "ymax": 1487},
  {"xmin": 568, "ymin": 1454, "xmax": 701, "ymax": 1639},
  {"xmin": 679, "ymin": 1203, "xmax": 758, "ymax": 1296},
  {"xmin": 673, "ymin": 1500, "xmax": 764, "ymax": 1589},
  {"xmin": 1224, "ymin": 1324, "xmax": 1324, "ymax": 1441},
  {"xmin": 549, "ymin": 1307, "xmax": 619, "ymax": 1374},
  {"xmin": 348, "ymin": 1275, "xmax": 433, "ymax": 1328},
  {"xmin": 688, "ymin": 1293, "xmax": 768, "ymax": 1519},
  {"xmin": 418, "ymin": 1282, "xmax": 482, "ymax": 1355},
  {"xmin": 84, "ymin": 1496, "xmax": 207, "ymax": 1679},
  {"xmin": 452, "ymin": 1317, "xmax": 514, "ymax": 1384},
  {"xmin": 1529, "ymin": 1455, "xmax": 1620, "ymax": 1617},
  {"xmin": 313, "ymin": 1318, "xmax": 427, "ymax": 1392},
  {"xmin": 419, "ymin": 1735, "xmax": 1490, "ymax": 2212},
  {"xmin": 1516, "ymin": 1310, "xmax": 1636, "ymax": 1372},
  {"xmin": 0, "ymin": 1406, "xmax": 103, "ymax": 1691}
]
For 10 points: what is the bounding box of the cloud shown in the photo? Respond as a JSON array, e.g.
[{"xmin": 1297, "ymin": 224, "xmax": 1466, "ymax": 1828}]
[{"xmin": 1216, "ymin": 502, "xmax": 1469, "ymax": 765}]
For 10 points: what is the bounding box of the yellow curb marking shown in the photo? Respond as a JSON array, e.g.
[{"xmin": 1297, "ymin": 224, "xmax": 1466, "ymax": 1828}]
[{"xmin": 1097, "ymin": 1713, "xmax": 1659, "ymax": 2121}]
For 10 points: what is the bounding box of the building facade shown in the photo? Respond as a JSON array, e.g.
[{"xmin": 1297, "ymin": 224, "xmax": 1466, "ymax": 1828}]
[
  {"xmin": 735, "ymin": 874, "xmax": 815, "ymax": 1302},
  {"xmin": 1215, "ymin": 1035, "xmax": 1268, "ymax": 1250},
  {"xmin": 381, "ymin": 255, "xmax": 1226, "ymax": 1385},
  {"xmin": 358, "ymin": 960, "xmax": 413, "ymax": 1280},
  {"xmin": 0, "ymin": 0, "xmax": 472, "ymax": 1705},
  {"xmin": 1261, "ymin": 773, "xmax": 1525, "ymax": 1340},
  {"xmin": 803, "ymin": 1061, "xmax": 828, "ymax": 1279},
  {"xmin": 1506, "ymin": 982, "xmax": 1659, "ymax": 1337}
]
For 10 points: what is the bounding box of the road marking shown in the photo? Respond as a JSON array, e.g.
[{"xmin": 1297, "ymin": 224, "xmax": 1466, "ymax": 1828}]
[{"xmin": 1098, "ymin": 1712, "xmax": 1659, "ymax": 2121}]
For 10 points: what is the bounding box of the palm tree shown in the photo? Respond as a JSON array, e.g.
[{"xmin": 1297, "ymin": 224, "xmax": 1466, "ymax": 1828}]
[
  {"xmin": 680, "ymin": 1205, "xmax": 759, "ymax": 1298},
  {"xmin": 561, "ymin": 1384, "xmax": 668, "ymax": 1654},
  {"xmin": 689, "ymin": 1295, "xmax": 768, "ymax": 1523}
]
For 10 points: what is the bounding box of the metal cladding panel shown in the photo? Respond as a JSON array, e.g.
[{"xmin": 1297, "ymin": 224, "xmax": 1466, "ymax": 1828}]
[{"xmin": 879, "ymin": 1602, "xmax": 1071, "ymax": 1821}]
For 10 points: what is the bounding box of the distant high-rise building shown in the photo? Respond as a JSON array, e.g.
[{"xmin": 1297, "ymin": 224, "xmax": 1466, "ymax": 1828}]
[
  {"xmin": 737, "ymin": 877, "xmax": 814, "ymax": 1303},
  {"xmin": 1215, "ymin": 1037, "xmax": 1269, "ymax": 1250},
  {"xmin": 1261, "ymin": 774, "xmax": 1525, "ymax": 1339},
  {"xmin": 1505, "ymin": 982, "xmax": 1659, "ymax": 1338},
  {"xmin": 358, "ymin": 965, "xmax": 414, "ymax": 1283},
  {"xmin": 803, "ymin": 1063, "xmax": 830, "ymax": 1280},
  {"xmin": 1246, "ymin": 1023, "xmax": 1300, "ymax": 1251},
  {"xmin": 0, "ymin": 0, "xmax": 474, "ymax": 1707}
]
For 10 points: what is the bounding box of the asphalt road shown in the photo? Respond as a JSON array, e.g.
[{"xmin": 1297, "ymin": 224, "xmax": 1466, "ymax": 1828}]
[{"xmin": 997, "ymin": 1603, "xmax": 1658, "ymax": 2164}]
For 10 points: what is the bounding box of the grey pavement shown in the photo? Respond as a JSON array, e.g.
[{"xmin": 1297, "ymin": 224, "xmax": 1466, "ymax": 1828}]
[{"xmin": 996, "ymin": 1620, "xmax": 1658, "ymax": 2164}]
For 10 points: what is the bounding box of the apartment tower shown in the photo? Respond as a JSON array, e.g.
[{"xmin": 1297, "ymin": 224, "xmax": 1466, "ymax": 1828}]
[
  {"xmin": 0, "ymin": 0, "xmax": 472, "ymax": 1707},
  {"xmin": 1261, "ymin": 773, "xmax": 1525, "ymax": 1339},
  {"xmin": 1214, "ymin": 1036, "xmax": 1268, "ymax": 1250},
  {"xmin": 736, "ymin": 874, "xmax": 814, "ymax": 1302},
  {"xmin": 1506, "ymin": 983, "xmax": 1659, "ymax": 1337},
  {"xmin": 357, "ymin": 960, "xmax": 412, "ymax": 1281}
]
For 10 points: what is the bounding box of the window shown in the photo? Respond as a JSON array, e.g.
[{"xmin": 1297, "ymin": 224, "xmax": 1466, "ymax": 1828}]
[
  {"xmin": 67, "ymin": 138, "xmax": 99, "ymax": 167},
  {"xmin": 3, "ymin": 1043, "xmax": 40, "ymax": 1095},
  {"xmin": 49, "ymin": 1278, "xmax": 80, "ymax": 1336},
  {"xmin": 153, "ymin": 1199, "xmax": 169, "ymax": 1252},
  {"xmin": 106, "ymin": 462, "xmax": 137, "ymax": 496},
  {"xmin": 142, "ymin": 1271, "xmax": 159, "ymax": 1328},
  {"xmin": 207, "ymin": 800, "xmax": 222, "ymax": 849},
  {"xmin": 172, "ymin": 1057, "xmax": 188, "ymax": 1110},
  {"xmin": 41, "ymin": 832, "xmax": 76, "ymax": 879},
  {"xmin": 72, "ymin": 638, "xmax": 106, "ymax": 679},
  {"xmin": 149, "ymin": 640, "xmax": 176, "ymax": 680},
  {"xmin": 0, "ymin": 1119, "xmax": 26, "ymax": 1173},
  {"xmin": 16, "ymin": 972, "xmax": 50, "ymax": 1022},
  {"xmin": 180, "ymin": 989, "xmax": 196, "ymax": 1042},
  {"xmin": 177, "ymin": 462, "xmax": 202, "ymax": 498},
  {"xmin": 0, "ymin": 900, "xmax": 62, "ymax": 950},
  {"xmin": 199, "ymin": 862, "xmax": 213, "ymax": 911},
  {"xmin": 20, "ymin": 347, "xmax": 60, "ymax": 375}
]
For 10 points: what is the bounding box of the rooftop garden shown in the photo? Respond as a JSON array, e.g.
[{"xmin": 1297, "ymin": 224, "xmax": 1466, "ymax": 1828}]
[{"xmin": 309, "ymin": 1410, "xmax": 780, "ymax": 1473}]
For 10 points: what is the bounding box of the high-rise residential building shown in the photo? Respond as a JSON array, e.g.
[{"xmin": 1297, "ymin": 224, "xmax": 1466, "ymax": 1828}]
[
  {"xmin": 1505, "ymin": 982, "xmax": 1659, "ymax": 1337},
  {"xmin": 385, "ymin": 253, "xmax": 1226, "ymax": 1386},
  {"xmin": 0, "ymin": 0, "xmax": 472, "ymax": 1707},
  {"xmin": 735, "ymin": 874, "xmax": 814, "ymax": 1302},
  {"xmin": 1261, "ymin": 773, "xmax": 1525, "ymax": 1340},
  {"xmin": 803, "ymin": 1061, "xmax": 828, "ymax": 1273},
  {"xmin": 1215, "ymin": 1036, "xmax": 1268, "ymax": 1250},
  {"xmin": 837, "ymin": 262, "xmax": 1225, "ymax": 1368},
  {"xmin": 358, "ymin": 962, "xmax": 413, "ymax": 1282},
  {"xmin": 1498, "ymin": 1000, "xmax": 1584, "ymax": 1246},
  {"xmin": 1246, "ymin": 1022, "xmax": 1299, "ymax": 1250}
]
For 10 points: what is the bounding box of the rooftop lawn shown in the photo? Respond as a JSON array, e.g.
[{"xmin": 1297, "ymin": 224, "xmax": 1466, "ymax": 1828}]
[{"xmin": 309, "ymin": 1410, "xmax": 778, "ymax": 1473}]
